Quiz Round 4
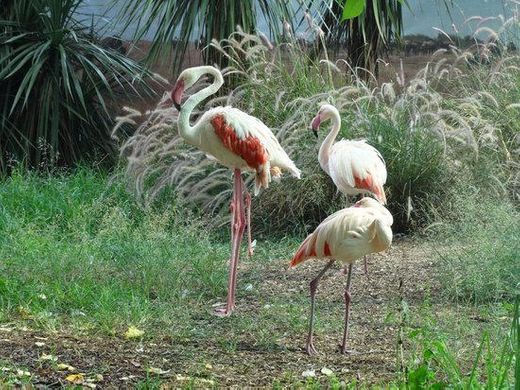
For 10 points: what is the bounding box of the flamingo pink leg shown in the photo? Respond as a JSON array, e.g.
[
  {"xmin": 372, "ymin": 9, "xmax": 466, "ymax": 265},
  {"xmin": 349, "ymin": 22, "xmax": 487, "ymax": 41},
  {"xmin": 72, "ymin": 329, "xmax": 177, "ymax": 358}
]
[
  {"xmin": 215, "ymin": 169, "xmax": 245, "ymax": 317},
  {"xmin": 340, "ymin": 263, "xmax": 354, "ymax": 353},
  {"xmin": 306, "ymin": 259, "xmax": 335, "ymax": 355},
  {"xmin": 245, "ymin": 190, "xmax": 254, "ymax": 257},
  {"xmin": 364, "ymin": 255, "xmax": 368, "ymax": 276}
]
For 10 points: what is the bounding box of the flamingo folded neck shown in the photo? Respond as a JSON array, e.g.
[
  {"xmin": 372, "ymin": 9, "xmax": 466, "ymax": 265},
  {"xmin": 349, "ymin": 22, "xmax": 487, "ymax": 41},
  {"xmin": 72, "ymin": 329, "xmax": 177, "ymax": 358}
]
[{"xmin": 177, "ymin": 67, "xmax": 224, "ymax": 145}]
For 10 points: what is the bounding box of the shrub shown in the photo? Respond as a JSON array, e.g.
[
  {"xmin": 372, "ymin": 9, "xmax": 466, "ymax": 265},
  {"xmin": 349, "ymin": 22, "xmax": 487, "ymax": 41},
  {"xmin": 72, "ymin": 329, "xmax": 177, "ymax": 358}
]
[{"xmin": 0, "ymin": 0, "xmax": 156, "ymax": 173}]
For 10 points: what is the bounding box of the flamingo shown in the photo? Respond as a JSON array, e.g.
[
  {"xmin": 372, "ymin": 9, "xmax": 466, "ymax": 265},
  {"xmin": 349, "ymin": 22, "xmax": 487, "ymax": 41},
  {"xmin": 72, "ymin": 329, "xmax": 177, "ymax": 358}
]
[
  {"xmin": 171, "ymin": 65, "xmax": 301, "ymax": 316},
  {"xmin": 311, "ymin": 104, "xmax": 388, "ymax": 274},
  {"xmin": 290, "ymin": 197, "xmax": 393, "ymax": 355}
]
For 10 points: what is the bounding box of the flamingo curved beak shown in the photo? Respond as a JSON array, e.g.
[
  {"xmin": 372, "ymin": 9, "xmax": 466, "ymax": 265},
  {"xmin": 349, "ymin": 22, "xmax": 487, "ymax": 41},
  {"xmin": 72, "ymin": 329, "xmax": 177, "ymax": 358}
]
[
  {"xmin": 310, "ymin": 114, "xmax": 321, "ymax": 138},
  {"xmin": 171, "ymin": 79, "xmax": 185, "ymax": 111}
]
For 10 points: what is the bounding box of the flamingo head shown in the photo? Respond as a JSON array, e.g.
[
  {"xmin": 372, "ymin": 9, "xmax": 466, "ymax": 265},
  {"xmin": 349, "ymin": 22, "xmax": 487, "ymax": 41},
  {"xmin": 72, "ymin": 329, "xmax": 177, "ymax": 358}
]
[
  {"xmin": 171, "ymin": 66, "xmax": 213, "ymax": 111},
  {"xmin": 310, "ymin": 104, "xmax": 338, "ymax": 138}
]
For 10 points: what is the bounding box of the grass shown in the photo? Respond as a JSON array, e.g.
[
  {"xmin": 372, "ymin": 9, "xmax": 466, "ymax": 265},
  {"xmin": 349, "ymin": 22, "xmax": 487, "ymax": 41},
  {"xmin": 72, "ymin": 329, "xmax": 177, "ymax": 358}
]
[
  {"xmin": 0, "ymin": 167, "xmax": 232, "ymax": 333},
  {"xmin": 116, "ymin": 23, "xmax": 519, "ymax": 236},
  {"xmin": 434, "ymin": 188, "xmax": 520, "ymax": 304},
  {"xmin": 0, "ymin": 168, "xmax": 516, "ymax": 387},
  {"xmin": 1, "ymin": 13, "xmax": 519, "ymax": 388}
]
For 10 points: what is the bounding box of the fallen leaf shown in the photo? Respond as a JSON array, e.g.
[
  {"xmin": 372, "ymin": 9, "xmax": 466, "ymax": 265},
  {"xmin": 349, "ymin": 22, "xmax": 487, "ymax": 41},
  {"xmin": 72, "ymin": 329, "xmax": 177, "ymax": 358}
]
[
  {"xmin": 34, "ymin": 342, "xmax": 45, "ymax": 347},
  {"xmin": 147, "ymin": 367, "xmax": 169, "ymax": 375},
  {"xmin": 321, "ymin": 367, "xmax": 334, "ymax": 376},
  {"xmin": 56, "ymin": 363, "xmax": 75, "ymax": 371},
  {"xmin": 17, "ymin": 306, "xmax": 32, "ymax": 320},
  {"xmin": 120, "ymin": 375, "xmax": 137, "ymax": 381},
  {"xmin": 16, "ymin": 369, "xmax": 30, "ymax": 377},
  {"xmin": 124, "ymin": 326, "xmax": 144, "ymax": 340},
  {"xmin": 205, "ymin": 363, "xmax": 213, "ymax": 370},
  {"xmin": 302, "ymin": 369, "xmax": 316, "ymax": 378},
  {"xmin": 86, "ymin": 374, "xmax": 103, "ymax": 383},
  {"xmin": 40, "ymin": 353, "xmax": 57, "ymax": 362},
  {"xmin": 65, "ymin": 373, "xmax": 85, "ymax": 384},
  {"xmin": 130, "ymin": 360, "xmax": 141, "ymax": 367},
  {"xmin": 37, "ymin": 294, "xmax": 47, "ymax": 300}
]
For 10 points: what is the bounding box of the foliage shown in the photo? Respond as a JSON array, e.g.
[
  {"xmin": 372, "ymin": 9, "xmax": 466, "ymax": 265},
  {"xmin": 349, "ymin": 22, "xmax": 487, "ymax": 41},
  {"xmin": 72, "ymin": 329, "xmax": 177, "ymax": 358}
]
[
  {"xmin": 434, "ymin": 190, "xmax": 520, "ymax": 304},
  {"xmin": 0, "ymin": 167, "xmax": 230, "ymax": 330},
  {"xmin": 0, "ymin": 0, "xmax": 155, "ymax": 173},
  {"xmin": 116, "ymin": 21, "xmax": 517, "ymax": 234},
  {"xmin": 117, "ymin": 0, "xmax": 294, "ymax": 74},
  {"xmin": 319, "ymin": 0, "xmax": 407, "ymax": 78},
  {"xmin": 397, "ymin": 297, "xmax": 518, "ymax": 388}
]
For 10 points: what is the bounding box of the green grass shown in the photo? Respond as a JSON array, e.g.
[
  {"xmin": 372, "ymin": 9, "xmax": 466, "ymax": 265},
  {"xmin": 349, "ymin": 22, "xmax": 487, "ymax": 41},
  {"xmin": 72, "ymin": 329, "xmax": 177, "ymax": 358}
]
[
  {"xmin": 0, "ymin": 168, "xmax": 516, "ymax": 387},
  {"xmin": 434, "ymin": 189, "xmax": 520, "ymax": 304},
  {"xmin": 0, "ymin": 167, "xmax": 234, "ymax": 333}
]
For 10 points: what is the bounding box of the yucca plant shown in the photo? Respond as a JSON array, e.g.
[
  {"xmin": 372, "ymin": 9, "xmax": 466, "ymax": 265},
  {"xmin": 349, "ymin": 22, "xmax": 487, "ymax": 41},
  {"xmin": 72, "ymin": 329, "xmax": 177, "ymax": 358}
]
[
  {"xmin": 0, "ymin": 0, "xmax": 155, "ymax": 173},
  {"xmin": 314, "ymin": 0, "xmax": 408, "ymax": 79}
]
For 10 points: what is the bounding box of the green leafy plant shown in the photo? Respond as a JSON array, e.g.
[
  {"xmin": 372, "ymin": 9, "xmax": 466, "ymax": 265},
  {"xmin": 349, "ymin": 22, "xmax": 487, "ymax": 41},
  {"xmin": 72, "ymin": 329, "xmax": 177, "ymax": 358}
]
[
  {"xmin": 318, "ymin": 0, "xmax": 409, "ymax": 78},
  {"xmin": 401, "ymin": 297, "xmax": 518, "ymax": 388},
  {"xmin": 0, "ymin": 0, "xmax": 155, "ymax": 173},
  {"xmin": 117, "ymin": 0, "xmax": 294, "ymax": 74}
]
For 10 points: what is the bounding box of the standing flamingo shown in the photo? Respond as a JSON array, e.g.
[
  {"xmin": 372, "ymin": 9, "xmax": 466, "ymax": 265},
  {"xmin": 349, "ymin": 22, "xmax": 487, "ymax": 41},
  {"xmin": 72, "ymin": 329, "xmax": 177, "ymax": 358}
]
[
  {"xmin": 290, "ymin": 197, "xmax": 393, "ymax": 355},
  {"xmin": 171, "ymin": 66, "xmax": 301, "ymax": 316},
  {"xmin": 311, "ymin": 104, "xmax": 388, "ymax": 273}
]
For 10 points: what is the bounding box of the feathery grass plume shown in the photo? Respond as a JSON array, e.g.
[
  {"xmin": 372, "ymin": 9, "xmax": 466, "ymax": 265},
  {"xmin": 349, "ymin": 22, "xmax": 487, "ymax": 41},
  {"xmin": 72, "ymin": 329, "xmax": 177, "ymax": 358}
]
[{"xmin": 115, "ymin": 7, "xmax": 520, "ymax": 233}]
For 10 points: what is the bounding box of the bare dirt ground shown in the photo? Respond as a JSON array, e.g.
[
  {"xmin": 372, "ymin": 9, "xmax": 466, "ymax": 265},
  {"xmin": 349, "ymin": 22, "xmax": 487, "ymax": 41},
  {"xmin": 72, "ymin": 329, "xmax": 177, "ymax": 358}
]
[{"xmin": 0, "ymin": 239, "xmax": 474, "ymax": 387}]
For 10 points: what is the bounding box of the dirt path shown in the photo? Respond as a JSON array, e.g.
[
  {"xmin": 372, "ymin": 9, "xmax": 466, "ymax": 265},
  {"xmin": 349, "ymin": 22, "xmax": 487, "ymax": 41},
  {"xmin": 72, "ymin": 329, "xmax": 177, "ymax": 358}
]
[{"xmin": 0, "ymin": 240, "xmax": 455, "ymax": 387}]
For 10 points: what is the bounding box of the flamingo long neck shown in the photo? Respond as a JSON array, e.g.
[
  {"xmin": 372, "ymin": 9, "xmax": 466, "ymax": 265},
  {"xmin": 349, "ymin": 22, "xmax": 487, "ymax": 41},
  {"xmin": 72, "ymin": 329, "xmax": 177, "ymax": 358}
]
[
  {"xmin": 318, "ymin": 109, "xmax": 342, "ymax": 173},
  {"xmin": 178, "ymin": 67, "xmax": 224, "ymax": 145}
]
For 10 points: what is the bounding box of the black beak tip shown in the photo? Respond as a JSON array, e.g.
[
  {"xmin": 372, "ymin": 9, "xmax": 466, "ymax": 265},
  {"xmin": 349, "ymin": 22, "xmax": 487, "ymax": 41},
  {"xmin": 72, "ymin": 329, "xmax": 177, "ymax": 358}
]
[
  {"xmin": 312, "ymin": 129, "xmax": 318, "ymax": 138},
  {"xmin": 174, "ymin": 102, "xmax": 181, "ymax": 111}
]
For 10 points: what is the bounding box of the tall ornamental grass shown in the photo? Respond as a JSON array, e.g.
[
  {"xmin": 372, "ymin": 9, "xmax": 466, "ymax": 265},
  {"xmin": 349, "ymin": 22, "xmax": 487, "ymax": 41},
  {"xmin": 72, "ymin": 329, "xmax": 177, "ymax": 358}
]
[{"xmin": 115, "ymin": 14, "xmax": 519, "ymax": 234}]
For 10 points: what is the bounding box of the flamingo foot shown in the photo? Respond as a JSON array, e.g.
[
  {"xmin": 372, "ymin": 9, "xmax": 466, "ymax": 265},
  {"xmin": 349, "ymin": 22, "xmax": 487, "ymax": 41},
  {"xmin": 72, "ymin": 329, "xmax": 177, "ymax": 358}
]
[
  {"xmin": 247, "ymin": 239, "xmax": 256, "ymax": 257},
  {"xmin": 212, "ymin": 304, "xmax": 234, "ymax": 317},
  {"xmin": 338, "ymin": 344, "xmax": 356, "ymax": 354},
  {"xmin": 306, "ymin": 340, "xmax": 319, "ymax": 356}
]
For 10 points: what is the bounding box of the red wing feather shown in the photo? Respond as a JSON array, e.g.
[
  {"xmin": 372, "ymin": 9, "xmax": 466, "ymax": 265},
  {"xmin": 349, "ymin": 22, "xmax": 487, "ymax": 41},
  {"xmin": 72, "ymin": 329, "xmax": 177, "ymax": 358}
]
[{"xmin": 211, "ymin": 114, "xmax": 268, "ymax": 170}]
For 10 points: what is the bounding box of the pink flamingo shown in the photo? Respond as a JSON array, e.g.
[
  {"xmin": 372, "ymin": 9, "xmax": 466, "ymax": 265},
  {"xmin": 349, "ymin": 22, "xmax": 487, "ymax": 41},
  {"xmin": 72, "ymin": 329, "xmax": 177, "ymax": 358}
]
[
  {"xmin": 171, "ymin": 66, "xmax": 301, "ymax": 316},
  {"xmin": 311, "ymin": 104, "xmax": 388, "ymax": 273},
  {"xmin": 290, "ymin": 197, "xmax": 393, "ymax": 355}
]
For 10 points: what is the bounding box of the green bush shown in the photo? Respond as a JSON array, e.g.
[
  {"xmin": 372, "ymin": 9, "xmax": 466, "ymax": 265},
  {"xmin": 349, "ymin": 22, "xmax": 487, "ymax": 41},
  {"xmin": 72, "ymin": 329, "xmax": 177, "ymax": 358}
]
[
  {"xmin": 0, "ymin": 0, "xmax": 154, "ymax": 173},
  {"xmin": 118, "ymin": 28, "xmax": 517, "ymax": 235}
]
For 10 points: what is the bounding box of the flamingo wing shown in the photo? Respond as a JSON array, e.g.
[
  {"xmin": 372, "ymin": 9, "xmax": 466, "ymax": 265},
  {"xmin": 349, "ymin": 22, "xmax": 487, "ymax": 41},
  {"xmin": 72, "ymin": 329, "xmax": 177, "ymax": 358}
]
[
  {"xmin": 208, "ymin": 107, "xmax": 300, "ymax": 194},
  {"xmin": 290, "ymin": 207, "xmax": 378, "ymax": 267},
  {"xmin": 329, "ymin": 140, "xmax": 387, "ymax": 203}
]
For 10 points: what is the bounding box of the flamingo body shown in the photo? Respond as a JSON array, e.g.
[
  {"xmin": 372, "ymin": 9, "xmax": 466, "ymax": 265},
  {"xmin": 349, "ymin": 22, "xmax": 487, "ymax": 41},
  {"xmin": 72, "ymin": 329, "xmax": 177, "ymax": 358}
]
[
  {"xmin": 187, "ymin": 106, "xmax": 300, "ymax": 194},
  {"xmin": 326, "ymin": 140, "xmax": 387, "ymax": 203},
  {"xmin": 291, "ymin": 197, "xmax": 392, "ymax": 267}
]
